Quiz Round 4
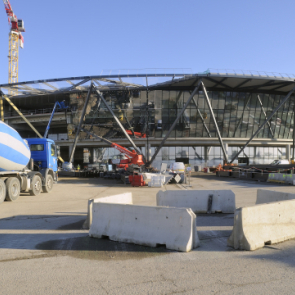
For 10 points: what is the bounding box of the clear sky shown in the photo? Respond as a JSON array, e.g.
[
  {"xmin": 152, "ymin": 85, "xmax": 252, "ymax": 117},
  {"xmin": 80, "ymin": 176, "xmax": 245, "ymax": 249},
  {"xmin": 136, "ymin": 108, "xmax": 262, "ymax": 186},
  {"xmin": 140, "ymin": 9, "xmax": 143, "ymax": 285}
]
[{"xmin": 1, "ymin": 0, "xmax": 295, "ymax": 84}]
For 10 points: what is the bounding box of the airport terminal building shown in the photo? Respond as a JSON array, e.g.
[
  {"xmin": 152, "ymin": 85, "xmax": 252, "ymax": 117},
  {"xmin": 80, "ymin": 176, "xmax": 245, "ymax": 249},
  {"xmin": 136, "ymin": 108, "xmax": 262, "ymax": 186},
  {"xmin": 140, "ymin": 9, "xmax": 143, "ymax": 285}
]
[{"xmin": 1, "ymin": 70, "xmax": 295, "ymax": 169}]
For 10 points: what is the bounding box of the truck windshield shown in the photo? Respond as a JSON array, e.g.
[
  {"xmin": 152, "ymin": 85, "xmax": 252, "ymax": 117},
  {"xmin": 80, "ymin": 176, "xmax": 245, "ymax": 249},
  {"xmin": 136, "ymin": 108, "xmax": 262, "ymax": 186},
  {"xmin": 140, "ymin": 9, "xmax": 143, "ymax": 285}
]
[
  {"xmin": 30, "ymin": 144, "xmax": 44, "ymax": 151},
  {"xmin": 51, "ymin": 144, "xmax": 56, "ymax": 156}
]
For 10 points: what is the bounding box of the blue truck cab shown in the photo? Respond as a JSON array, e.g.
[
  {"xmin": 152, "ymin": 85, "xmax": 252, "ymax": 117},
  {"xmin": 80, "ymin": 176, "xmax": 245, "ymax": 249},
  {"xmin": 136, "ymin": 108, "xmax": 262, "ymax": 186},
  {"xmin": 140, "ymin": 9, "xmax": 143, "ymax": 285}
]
[{"xmin": 25, "ymin": 138, "xmax": 58, "ymax": 183}]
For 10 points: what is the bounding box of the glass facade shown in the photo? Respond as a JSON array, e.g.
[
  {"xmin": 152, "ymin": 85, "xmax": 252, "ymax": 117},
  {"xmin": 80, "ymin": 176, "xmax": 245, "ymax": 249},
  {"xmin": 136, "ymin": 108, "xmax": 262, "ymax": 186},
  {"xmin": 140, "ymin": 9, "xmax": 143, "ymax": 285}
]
[
  {"xmin": 6, "ymin": 74, "xmax": 294, "ymax": 168},
  {"xmin": 100, "ymin": 145, "xmax": 287, "ymax": 170},
  {"xmin": 83, "ymin": 90, "xmax": 295, "ymax": 140},
  {"xmin": 76, "ymin": 89, "xmax": 293, "ymax": 168}
]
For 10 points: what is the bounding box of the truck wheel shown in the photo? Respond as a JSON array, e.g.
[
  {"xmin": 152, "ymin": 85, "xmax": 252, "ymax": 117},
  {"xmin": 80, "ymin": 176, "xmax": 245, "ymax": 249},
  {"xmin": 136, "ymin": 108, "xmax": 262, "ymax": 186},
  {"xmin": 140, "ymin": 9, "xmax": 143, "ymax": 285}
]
[
  {"xmin": 0, "ymin": 179, "xmax": 6, "ymax": 204},
  {"xmin": 30, "ymin": 175, "xmax": 42, "ymax": 196},
  {"xmin": 43, "ymin": 174, "xmax": 53, "ymax": 193},
  {"xmin": 5, "ymin": 177, "xmax": 20, "ymax": 202}
]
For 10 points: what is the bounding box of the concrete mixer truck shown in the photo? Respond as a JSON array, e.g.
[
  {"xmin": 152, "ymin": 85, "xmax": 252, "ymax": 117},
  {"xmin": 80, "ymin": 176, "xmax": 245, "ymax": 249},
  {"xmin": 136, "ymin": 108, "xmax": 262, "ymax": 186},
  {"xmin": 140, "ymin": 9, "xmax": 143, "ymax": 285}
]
[{"xmin": 0, "ymin": 121, "xmax": 58, "ymax": 204}]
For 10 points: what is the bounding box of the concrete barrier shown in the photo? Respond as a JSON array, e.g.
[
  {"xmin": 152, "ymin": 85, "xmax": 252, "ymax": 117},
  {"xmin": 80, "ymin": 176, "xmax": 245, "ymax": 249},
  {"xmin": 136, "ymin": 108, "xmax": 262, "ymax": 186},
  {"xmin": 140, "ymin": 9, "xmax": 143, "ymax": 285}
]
[
  {"xmin": 228, "ymin": 200, "xmax": 295, "ymax": 250},
  {"xmin": 89, "ymin": 203, "xmax": 199, "ymax": 252},
  {"xmin": 256, "ymin": 189, "xmax": 295, "ymax": 204},
  {"xmin": 83, "ymin": 193, "xmax": 132, "ymax": 229},
  {"xmin": 156, "ymin": 190, "xmax": 235, "ymax": 213},
  {"xmin": 267, "ymin": 173, "xmax": 295, "ymax": 185}
]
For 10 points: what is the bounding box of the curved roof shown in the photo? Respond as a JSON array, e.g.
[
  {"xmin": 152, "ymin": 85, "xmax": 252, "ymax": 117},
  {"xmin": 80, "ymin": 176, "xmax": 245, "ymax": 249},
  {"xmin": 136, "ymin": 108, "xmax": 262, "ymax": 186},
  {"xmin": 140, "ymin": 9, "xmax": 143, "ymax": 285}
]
[{"xmin": 1, "ymin": 70, "xmax": 295, "ymax": 98}]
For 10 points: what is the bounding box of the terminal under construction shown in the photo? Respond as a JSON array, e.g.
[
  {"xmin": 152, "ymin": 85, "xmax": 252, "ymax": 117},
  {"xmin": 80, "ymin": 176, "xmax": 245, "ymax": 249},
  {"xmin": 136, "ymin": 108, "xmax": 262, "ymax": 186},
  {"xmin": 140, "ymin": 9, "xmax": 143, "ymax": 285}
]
[{"xmin": 1, "ymin": 69, "xmax": 295, "ymax": 170}]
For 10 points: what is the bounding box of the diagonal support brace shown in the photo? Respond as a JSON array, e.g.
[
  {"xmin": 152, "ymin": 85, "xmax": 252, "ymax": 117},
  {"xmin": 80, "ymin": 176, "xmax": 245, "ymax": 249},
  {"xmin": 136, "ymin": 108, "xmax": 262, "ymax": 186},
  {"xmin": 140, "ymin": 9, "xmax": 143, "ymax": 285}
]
[
  {"xmin": 69, "ymin": 82, "xmax": 94, "ymax": 163},
  {"xmin": 148, "ymin": 81, "xmax": 202, "ymax": 166},
  {"xmin": 202, "ymin": 81, "xmax": 229, "ymax": 163},
  {"xmin": 257, "ymin": 95, "xmax": 274, "ymax": 138},
  {"xmin": 93, "ymin": 87, "xmax": 143, "ymax": 156},
  {"xmin": 1, "ymin": 91, "xmax": 42, "ymax": 138},
  {"xmin": 230, "ymin": 84, "xmax": 295, "ymax": 164}
]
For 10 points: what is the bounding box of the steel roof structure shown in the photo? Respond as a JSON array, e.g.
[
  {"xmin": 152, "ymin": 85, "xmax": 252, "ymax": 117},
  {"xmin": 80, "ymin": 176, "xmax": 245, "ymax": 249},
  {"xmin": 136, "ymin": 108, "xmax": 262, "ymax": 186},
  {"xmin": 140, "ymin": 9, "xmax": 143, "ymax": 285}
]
[
  {"xmin": 1, "ymin": 69, "xmax": 295, "ymax": 165},
  {"xmin": 1, "ymin": 69, "xmax": 295, "ymax": 98}
]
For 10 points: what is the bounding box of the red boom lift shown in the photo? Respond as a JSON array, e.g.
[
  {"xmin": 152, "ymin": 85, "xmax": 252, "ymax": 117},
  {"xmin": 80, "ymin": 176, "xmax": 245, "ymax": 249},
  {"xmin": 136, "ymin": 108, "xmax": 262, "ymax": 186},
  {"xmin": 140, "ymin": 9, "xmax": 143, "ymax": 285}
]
[{"xmin": 81, "ymin": 128, "xmax": 145, "ymax": 170}]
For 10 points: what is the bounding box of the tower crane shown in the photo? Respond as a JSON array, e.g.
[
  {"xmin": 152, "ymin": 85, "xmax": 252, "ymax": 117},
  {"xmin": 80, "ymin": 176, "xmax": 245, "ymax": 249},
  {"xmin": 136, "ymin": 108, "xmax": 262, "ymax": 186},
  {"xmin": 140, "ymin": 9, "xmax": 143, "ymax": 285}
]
[{"xmin": 2, "ymin": 0, "xmax": 25, "ymax": 95}]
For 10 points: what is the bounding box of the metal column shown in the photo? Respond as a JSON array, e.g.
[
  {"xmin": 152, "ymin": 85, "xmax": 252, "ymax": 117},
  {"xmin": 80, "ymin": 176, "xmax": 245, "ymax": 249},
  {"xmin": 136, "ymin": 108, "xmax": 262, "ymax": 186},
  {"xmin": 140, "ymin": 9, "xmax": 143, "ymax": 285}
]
[
  {"xmin": 233, "ymin": 94, "xmax": 251, "ymax": 137},
  {"xmin": 148, "ymin": 81, "xmax": 202, "ymax": 166},
  {"xmin": 201, "ymin": 81, "xmax": 229, "ymax": 163},
  {"xmin": 191, "ymin": 95, "xmax": 211, "ymax": 137},
  {"xmin": 191, "ymin": 94, "xmax": 212, "ymax": 154},
  {"xmin": 69, "ymin": 82, "xmax": 94, "ymax": 164},
  {"xmin": 286, "ymin": 144, "xmax": 291, "ymax": 161},
  {"xmin": 94, "ymin": 87, "xmax": 142, "ymax": 156},
  {"xmin": 230, "ymin": 85, "xmax": 295, "ymax": 164},
  {"xmin": 257, "ymin": 95, "xmax": 274, "ymax": 137}
]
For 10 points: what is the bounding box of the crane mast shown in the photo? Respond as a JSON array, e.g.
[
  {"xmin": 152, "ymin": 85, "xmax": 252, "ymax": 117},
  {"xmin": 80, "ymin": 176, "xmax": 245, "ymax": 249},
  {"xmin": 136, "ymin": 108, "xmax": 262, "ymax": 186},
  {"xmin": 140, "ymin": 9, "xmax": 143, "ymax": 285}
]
[{"xmin": 2, "ymin": 0, "xmax": 25, "ymax": 95}]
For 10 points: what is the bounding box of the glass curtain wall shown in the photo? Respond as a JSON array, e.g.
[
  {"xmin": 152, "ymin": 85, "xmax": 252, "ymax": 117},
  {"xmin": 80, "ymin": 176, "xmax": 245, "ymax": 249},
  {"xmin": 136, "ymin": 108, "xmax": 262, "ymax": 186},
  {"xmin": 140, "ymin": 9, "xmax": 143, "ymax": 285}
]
[
  {"xmin": 100, "ymin": 145, "xmax": 287, "ymax": 170},
  {"xmin": 83, "ymin": 89, "xmax": 295, "ymax": 140},
  {"xmin": 82, "ymin": 89, "xmax": 292, "ymax": 169},
  {"xmin": 152, "ymin": 90, "xmax": 295, "ymax": 139}
]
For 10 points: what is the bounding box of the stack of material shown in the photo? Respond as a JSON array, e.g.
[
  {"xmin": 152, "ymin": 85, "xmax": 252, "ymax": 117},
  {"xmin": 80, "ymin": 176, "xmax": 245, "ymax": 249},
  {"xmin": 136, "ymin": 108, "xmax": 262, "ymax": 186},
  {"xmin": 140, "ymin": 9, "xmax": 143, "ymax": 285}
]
[{"xmin": 148, "ymin": 175, "xmax": 165, "ymax": 187}]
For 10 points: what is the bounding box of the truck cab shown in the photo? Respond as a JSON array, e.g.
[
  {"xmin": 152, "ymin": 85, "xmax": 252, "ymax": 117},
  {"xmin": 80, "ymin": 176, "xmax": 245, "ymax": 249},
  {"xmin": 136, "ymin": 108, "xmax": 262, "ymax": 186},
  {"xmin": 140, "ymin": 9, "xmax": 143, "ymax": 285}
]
[{"xmin": 25, "ymin": 138, "xmax": 58, "ymax": 182}]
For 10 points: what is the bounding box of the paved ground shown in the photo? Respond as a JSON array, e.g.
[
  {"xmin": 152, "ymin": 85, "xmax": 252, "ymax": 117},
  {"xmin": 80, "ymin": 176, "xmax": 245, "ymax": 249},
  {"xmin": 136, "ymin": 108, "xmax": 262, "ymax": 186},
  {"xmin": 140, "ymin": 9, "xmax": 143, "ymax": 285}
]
[{"xmin": 1, "ymin": 173, "xmax": 295, "ymax": 294}]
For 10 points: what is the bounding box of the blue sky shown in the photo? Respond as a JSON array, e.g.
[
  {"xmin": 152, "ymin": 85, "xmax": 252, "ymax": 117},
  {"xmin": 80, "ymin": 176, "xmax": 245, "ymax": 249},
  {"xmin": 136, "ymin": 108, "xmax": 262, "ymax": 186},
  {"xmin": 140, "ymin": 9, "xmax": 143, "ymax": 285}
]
[{"xmin": 1, "ymin": 0, "xmax": 295, "ymax": 84}]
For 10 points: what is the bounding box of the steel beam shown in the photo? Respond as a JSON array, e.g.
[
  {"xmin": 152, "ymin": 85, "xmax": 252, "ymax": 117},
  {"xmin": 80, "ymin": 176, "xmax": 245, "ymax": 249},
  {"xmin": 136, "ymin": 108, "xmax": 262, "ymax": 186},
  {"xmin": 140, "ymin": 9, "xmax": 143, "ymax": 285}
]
[
  {"xmin": 1, "ymin": 91, "xmax": 43, "ymax": 138},
  {"xmin": 205, "ymin": 77, "xmax": 233, "ymax": 90},
  {"xmin": 191, "ymin": 95, "xmax": 211, "ymax": 137},
  {"xmin": 233, "ymin": 94, "xmax": 251, "ymax": 137},
  {"xmin": 97, "ymin": 77, "xmax": 141, "ymax": 88},
  {"xmin": 192, "ymin": 146, "xmax": 203, "ymax": 160},
  {"xmin": 197, "ymin": 108, "xmax": 211, "ymax": 136},
  {"xmin": 211, "ymin": 77, "xmax": 228, "ymax": 88},
  {"xmin": 93, "ymin": 87, "xmax": 143, "ymax": 156},
  {"xmin": 257, "ymin": 95, "xmax": 274, "ymax": 137},
  {"xmin": 42, "ymin": 82, "xmax": 58, "ymax": 90},
  {"xmin": 69, "ymin": 78, "xmax": 90, "ymax": 91},
  {"xmin": 69, "ymin": 83, "xmax": 94, "ymax": 163},
  {"xmin": 123, "ymin": 111, "xmax": 136, "ymax": 138},
  {"xmin": 192, "ymin": 94, "xmax": 212, "ymax": 155},
  {"xmin": 148, "ymin": 81, "xmax": 202, "ymax": 166},
  {"xmin": 202, "ymin": 82, "xmax": 229, "ymax": 163},
  {"xmin": 230, "ymin": 84, "xmax": 295, "ymax": 163},
  {"xmin": 93, "ymin": 79, "xmax": 102, "ymax": 86},
  {"xmin": 233, "ymin": 79, "xmax": 252, "ymax": 90},
  {"xmin": 80, "ymin": 128, "xmax": 113, "ymax": 145},
  {"xmin": 0, "ymin": 74, "xmax": 192, "ymax": 88},
  {"xmin": 86, "ymin": 97, "xmax": 102, "ymax": 139}
]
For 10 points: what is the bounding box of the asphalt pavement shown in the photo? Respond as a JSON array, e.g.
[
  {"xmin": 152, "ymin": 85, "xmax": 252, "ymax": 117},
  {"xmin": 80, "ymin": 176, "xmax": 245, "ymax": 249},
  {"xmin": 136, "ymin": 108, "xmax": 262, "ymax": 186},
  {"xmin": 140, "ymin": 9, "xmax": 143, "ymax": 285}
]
[{"xmin": 1, "ymin": 173, "xmax": 295, "ymax": 294}]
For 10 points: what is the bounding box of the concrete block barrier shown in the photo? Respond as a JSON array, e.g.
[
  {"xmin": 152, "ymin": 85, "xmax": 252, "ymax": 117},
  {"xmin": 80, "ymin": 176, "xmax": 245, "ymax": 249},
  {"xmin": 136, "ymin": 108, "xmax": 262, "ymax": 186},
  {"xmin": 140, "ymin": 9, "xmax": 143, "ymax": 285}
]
[
  {"xmin": 228, "ymin": 200, "xmax": 295, "ymax": 250},
  {"xmin": 156, "ymin": 190, "xmax": 235, "ymax": 214},
  {"xmin": 89, "ymin": 203, "xmax": 199, "ymax": 252},
  {"xmin": 83, "ymin": 193, "xmax": 132, "ymax": 229},
  {"xmin": 267, "ymin": 173, "xmax": 295, "ymax": 185},
  {"xmin": 256, "ymin": 189, "xmax": 295, "ymax": 204}
]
